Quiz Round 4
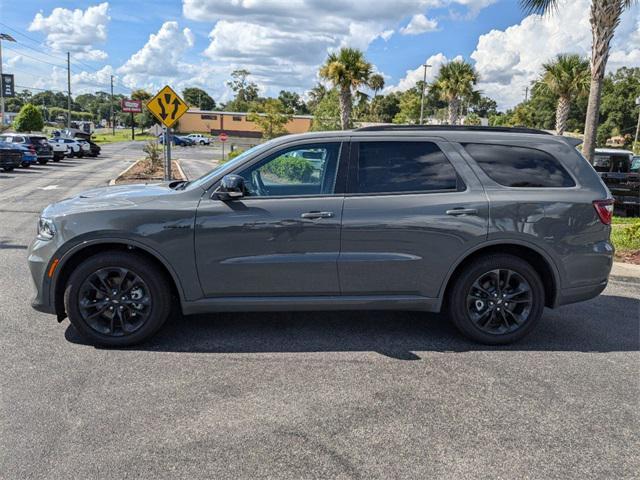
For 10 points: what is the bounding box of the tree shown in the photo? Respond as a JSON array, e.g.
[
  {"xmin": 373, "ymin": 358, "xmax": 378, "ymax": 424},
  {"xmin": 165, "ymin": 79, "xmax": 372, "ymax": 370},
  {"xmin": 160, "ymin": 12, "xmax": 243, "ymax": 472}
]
[
  {"xmin": 278, "ymin": 90, "xmax": 308, "ymax": 114},
  {"xmin": 368, "ymin": 73, "xmax": 385, "ymax": 120},
  {"xmin": 182, "ymin": 87, "xmax": 216, "ymax": 110},
  {"xmin": 469, "ymin": 95, "xmax": 498, "ymax": 118},
  {"xmin": 14, "ymin": 103, "xmax": 44, "ymax": 132},
  {"xmin": 311, "ymin": 89, "xmax": 341, "ymax": 131},
  {"xmin": 306, "ymin": 83, "xmax": 328, "ymax": 113},
  {"xmin": 431, "ymin": 60, "xmax": 479, "ymax": 125},
  {"xmin": 464, "ymin": 112, "xmax": 482, "ymax": 126},
  {"xmin": 131, "ymin": 89, "xmax": 152, "ymax": 102},
  {"xmin": 370, "ymin": 92, "xmax": 401, "ymax": 123},
  {"xmin": 520, "ymin": 0, "xmax": 638, "ymax": 160},
  {"xmin": 319, "ymin": 48, "xmax": 372, "ymax": 129},
  {"xmin": 537, "ymin": 54, "xmax": 590, "ymax": 135},
  {"xmin": 247, "ymin": 99, "xmax": 291, "ymax": 139},
  {"xmin": 393, "ymin": 88, "xmax": 421, "ymax": 124},
  {"xmin": 225, "ymin": 69, "xmax": 259, "ymax": 112}
]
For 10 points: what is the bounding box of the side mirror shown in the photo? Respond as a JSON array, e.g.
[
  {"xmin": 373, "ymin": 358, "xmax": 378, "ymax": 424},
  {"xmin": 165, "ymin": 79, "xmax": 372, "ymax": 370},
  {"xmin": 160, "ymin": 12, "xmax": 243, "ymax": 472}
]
[{"xmin": 212, "ymin": 174, "xmax": 246, "ymax": 201}]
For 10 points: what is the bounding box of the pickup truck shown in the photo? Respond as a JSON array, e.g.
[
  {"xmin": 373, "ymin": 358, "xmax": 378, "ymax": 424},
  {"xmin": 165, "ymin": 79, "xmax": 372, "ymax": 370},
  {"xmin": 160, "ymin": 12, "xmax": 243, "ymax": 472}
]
[{"xmin": 592, "ymin": 148, "xmax": 639, "ymax": 216}]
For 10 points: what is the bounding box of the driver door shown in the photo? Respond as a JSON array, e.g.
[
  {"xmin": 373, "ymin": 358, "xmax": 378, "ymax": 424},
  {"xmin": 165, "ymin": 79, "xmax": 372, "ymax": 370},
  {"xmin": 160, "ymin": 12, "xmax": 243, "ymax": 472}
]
[{"xmin": 195, "ymin": 141, "xmax": 347, "ymax": 297}]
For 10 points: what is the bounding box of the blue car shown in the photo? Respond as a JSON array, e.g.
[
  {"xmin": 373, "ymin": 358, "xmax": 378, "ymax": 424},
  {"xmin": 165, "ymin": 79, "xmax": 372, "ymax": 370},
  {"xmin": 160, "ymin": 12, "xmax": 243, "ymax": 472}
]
[{"xmin": 17, "ymin": 144, "xmax": 38, "ymax": 168}]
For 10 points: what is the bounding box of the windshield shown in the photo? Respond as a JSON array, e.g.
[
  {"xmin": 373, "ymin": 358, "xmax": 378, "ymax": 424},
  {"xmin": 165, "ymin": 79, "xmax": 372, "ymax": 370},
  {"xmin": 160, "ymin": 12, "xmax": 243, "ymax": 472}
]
[
  {"xmin": 187, "ymin": 139, "xmax": 280, "ymax": 190},
  {"xmin": 632, "ymin": 157, "xmax": 640, "ymax": 172}
]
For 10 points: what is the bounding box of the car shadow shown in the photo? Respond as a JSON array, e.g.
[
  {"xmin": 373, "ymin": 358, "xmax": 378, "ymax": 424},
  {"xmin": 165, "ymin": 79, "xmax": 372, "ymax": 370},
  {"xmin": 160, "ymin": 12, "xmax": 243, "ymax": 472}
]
[{"xmin": 65, "ymin": 293, "xmax": 640, "ymax": 358}]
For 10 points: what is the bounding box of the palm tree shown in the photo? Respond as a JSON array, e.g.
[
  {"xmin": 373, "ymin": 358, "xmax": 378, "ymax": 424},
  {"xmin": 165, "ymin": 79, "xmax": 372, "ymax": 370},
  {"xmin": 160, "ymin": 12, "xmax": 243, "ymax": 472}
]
[
  {"xmin": 319, "ymin": 48, "xmax": 372, "ymax": 129},
  {"xmin": 431, "ymin": 60, "xmax": 479, "ymax": 125},
  {"xmin": 368, "ymin": 74, "xmax": 385, "ymax": 120},
  {"xmin": 538, "ymin": 54, "xmax": 590, "ymax": 135},
  {"xmin": 520, "ymin": 0, "xmax": 638, "ymax": 159}
]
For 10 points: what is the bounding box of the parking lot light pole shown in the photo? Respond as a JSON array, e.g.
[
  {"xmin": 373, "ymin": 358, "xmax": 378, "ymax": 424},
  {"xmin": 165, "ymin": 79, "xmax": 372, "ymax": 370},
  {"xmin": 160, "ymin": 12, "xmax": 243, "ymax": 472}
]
[
  {"xmin": 419, "ymin": 63, "xmax": 432, "ymax": 125},
  {"xmin": 0, "ymin": 33, "xmax": 17, "ymax": 128},
  {"xmin": 634, "ymin": 96, "xmax": 640, "ymax": 148}
]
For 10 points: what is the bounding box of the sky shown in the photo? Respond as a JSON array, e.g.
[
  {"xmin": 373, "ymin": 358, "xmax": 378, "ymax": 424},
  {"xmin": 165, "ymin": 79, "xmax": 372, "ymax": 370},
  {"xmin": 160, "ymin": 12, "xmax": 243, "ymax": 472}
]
[{"xmin": 0, "ymin": 0, "xmax": 639, "ymax": 110}]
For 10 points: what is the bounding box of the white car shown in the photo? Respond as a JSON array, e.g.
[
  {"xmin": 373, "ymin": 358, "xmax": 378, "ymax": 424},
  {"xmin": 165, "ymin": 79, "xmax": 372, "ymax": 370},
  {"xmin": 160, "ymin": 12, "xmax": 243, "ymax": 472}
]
[
  {"xmin": 186, "ymin": 133, "xmax": 211, "ymax": 145},
  {"xmin": 51, "ymin": 138, "xmax": 83, "ymax": 157},
  {"xmin": 77, "ymin": 139, "xmax": 92, "ymax": 155},
  {"xmin": 47, "ymin": 139, "xmax": 67, "ymax": 162}
]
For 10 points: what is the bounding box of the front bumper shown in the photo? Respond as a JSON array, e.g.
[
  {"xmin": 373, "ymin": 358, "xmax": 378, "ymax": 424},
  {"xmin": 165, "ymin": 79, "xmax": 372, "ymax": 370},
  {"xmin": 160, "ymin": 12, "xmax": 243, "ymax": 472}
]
[{"xmin": 28, "ymin": 237, "xmax": 59, "ymax": 315}]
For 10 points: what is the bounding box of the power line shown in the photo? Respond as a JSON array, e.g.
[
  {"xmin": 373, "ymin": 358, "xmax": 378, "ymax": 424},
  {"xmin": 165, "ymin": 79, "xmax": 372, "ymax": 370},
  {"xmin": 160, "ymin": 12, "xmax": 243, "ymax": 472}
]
[{"xmin": 3, "ymin": 44, "xmax": 67, "ymax": 69}]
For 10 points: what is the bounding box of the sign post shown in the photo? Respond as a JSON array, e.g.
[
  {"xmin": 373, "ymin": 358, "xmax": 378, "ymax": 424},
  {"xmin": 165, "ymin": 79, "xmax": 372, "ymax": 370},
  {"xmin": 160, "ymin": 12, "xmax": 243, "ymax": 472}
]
[
  {"xmin": 145, "ymin": 86, "xmax": 189, "ymax": 181},
  {"xmin": 121, "ymin": 99, "xmax": 142, "ymax": 141},
  {"xmin": 219, "ymin": 132, "xmax": 228, "ymax": 163}
]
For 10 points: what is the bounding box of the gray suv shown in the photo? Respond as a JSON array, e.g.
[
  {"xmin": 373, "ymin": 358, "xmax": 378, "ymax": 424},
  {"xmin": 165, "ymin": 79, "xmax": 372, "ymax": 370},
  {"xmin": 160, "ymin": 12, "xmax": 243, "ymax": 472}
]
[{"xmin": 28, "ymin": 126, "xmax": 614, "ymax": 346}]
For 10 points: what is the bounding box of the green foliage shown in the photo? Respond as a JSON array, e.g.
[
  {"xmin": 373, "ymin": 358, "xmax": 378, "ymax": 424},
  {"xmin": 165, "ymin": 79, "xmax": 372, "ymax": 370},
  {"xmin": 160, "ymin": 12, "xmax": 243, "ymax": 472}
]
[
  {"xmin": 311, "ymin": 89, "xmax": 341, "ymax": 131},
  {"xmin": 393, "ymin": 88, "xmax": 421, "ymax": 124},
  {"xmin": 143, "ymin": 140, "xmax": 162, "ymax": 173},
  {"xmin": 183, "ymin": 87, "xmax": 216, "ymax": 110},
  {"xmin": 247, "ymin": 99, "xmax": 292, "ymax": 139},
  {"xmin": 263, "ymin": 156, "xmax": 314, "ymax": 182},
  {"xmin": 369, "ymin": 92, "xmax": 400, "ymax": 123},
  {"xmin": 47, "ymin": 107, "xmax": 93, "ymax": 123},
  {"xmin": 464, "ymin": 113, "xmax": 482, "ymax": 126},
  {"xmin": 14, "ymin": 103, "xmax": 44, "ymax": 132},
  {"xmin": 226, "ymin": 149, "xmax": 245, "ymax": 162},
  {"xmin": 611, "ymin": 220, "xmax": 640, "ymax": 254},
  {"xmin": 225, "ymin": 69, "xmax": 260, "ymax": 112},
  {"xmin": 278, "ymin": 91, "xmax": 308, "ymax": 114}
]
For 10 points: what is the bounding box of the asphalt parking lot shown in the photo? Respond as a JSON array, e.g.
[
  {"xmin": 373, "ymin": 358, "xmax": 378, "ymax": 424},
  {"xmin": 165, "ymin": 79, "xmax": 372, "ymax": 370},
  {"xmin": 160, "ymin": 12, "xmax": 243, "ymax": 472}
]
[{"xmin": 0, "ymin": 142, "xmax": 638, "ymax": 479}]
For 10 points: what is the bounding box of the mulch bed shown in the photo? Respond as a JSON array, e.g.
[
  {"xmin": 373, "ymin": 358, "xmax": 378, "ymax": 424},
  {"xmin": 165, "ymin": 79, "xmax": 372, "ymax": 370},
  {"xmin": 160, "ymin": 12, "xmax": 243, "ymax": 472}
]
[
  {"xmin": 115, "ymin": 159, "xmax": 184, "ymax": 184},
  {"xmin": 616, "ymin": 251, "xmax": 640, "ymax": 265}
]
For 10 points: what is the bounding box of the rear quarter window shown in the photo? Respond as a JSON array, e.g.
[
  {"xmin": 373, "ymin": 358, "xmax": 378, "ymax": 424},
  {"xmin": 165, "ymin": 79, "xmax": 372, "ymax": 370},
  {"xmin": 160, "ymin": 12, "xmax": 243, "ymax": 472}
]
[{"xmin": 463, "ymin": 143, "xmax": 575, "ymax": 188}]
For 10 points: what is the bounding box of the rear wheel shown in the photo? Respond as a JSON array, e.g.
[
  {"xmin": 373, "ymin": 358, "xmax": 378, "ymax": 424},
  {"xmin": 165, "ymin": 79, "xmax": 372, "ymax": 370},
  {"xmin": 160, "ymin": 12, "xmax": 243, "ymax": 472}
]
[
  {"xmin": 21, "ymin": 162, "xmax": 31, "ymax": 168},
  {"xmin": 447, "ymin": 254, "xmax": 545, "ymax": 345},
  {"xmin": 64, "ymin": 252, "xmax": 172, "ymax": 346}
]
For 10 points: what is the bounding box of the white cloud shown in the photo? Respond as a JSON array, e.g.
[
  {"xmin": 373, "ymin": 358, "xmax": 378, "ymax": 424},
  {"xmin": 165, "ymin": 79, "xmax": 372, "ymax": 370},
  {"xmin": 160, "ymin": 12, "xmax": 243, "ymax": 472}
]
[
  {"xmin": 401, "ymin": 14, "xmax": 439, "ymax": 35},
  {"xmin": 389, "ymin": 53, "xmax": 463, "ymax": 91},
  {"xmin": 180, "ymin": 0, "xmax": 497, "ymax": 97},
  {"xmin": 28, "ymin": 3, "xmax": 110, "ymax": 61},
  {"xmin": 470, "ymin": 0, "xmax": 640, "ymax": 109},
  {"xmin": 117, "ymin": 22, "xmax": 195, "ymax": 87}
]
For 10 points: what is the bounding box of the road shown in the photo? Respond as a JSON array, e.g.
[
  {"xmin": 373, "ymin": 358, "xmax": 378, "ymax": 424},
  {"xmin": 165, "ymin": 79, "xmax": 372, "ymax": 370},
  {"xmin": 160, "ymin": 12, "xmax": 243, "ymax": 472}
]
[{"xmin": 0, "ymin": 142, "xmax": 638, "ymax": 479}]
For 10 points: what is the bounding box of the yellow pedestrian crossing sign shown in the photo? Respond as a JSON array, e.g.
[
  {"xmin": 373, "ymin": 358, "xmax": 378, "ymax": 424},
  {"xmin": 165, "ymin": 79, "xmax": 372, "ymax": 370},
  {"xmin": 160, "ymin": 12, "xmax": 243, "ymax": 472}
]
[{"xmin": 147, "ymin": 85, "xmax": 189, "ymax": 128}]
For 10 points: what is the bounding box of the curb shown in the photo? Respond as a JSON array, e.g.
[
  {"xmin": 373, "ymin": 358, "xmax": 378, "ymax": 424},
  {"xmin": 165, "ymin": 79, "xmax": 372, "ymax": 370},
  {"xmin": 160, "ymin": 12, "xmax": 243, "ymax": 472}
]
[
  {"xmin": 610, "ymin": 262, "xmax": 640, "ymax": 284},
  {"xmin": 174, "ymin": 160, "xmax": 187, "ymax": 181},
  {"xmin": 108, "ymin": 159, "xmax": 141, "ymax": 185}
]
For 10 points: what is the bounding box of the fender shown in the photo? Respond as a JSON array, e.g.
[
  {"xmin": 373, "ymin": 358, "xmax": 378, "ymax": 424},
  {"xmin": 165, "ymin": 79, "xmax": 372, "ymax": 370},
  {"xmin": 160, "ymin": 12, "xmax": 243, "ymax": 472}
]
[{"xmin": 434, "ymin": 237, "xmax": 563, "ymax": 310}]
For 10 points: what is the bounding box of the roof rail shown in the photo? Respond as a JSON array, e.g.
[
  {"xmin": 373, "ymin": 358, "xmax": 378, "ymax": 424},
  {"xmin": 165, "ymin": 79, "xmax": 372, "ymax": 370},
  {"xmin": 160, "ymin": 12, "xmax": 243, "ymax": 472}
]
[{"xmin": 353, "ymin": 125, "xmax": 552, "ymax": 135}]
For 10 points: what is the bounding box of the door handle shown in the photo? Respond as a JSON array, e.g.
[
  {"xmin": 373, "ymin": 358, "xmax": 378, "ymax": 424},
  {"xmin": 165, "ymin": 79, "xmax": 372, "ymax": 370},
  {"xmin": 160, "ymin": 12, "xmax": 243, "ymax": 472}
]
[
  {"xmin": 446, "ymin": 208, "xmax": 478, "ymax": 216},
  {"xmin": 301, "ymin": 211, "xmax": 334, "ymax": 219}
]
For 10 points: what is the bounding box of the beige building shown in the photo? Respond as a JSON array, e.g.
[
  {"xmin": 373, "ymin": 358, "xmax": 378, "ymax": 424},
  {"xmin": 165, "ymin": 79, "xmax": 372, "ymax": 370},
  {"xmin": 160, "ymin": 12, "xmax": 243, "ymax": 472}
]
[{"xmin": 175, "ymin": 109, "xmax": 313, "ymax": 138}]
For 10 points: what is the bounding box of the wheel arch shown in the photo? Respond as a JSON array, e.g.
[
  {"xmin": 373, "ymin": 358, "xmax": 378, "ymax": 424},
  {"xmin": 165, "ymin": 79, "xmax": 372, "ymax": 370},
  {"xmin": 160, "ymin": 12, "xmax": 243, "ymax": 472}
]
[
  {"xmin": 439, "ymin": 241, "xmax": 561, "ymax": 310},
  {"xmin": 52, "ymin": 239, "xmax": 184, "ymax": 319}
]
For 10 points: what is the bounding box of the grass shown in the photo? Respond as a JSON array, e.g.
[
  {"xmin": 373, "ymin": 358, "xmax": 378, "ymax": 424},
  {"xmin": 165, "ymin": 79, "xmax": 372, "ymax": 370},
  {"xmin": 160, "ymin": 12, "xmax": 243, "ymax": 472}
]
[
  {"xmin": 611, "ymin": 216, "xmax": 640, "ymax": 260},
  {"xmin": 93, "ymin": 130, "xmax": 156, "ymax": 144}
]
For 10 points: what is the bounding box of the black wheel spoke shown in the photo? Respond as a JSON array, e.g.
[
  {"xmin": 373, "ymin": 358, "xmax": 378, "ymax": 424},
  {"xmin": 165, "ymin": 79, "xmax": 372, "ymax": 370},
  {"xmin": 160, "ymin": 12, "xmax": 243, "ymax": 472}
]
[
  {"xmin": 467, "ymin": 268, "xmax": 532, "ymax": 335},
  {"xmin": 78, "ymin": 267, "xmax": 151, "ymax": 337}
]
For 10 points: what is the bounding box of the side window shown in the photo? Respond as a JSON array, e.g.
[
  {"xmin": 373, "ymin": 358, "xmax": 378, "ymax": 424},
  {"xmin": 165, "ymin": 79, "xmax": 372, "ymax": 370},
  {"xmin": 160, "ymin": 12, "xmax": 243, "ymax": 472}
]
[
  {"xmin": 464, "ymin": 143, "xmax": 575, "ymax": 188},
  {"xmin": 354, "ymin": 141, "xmax": 459, "ymax": 194},
  {"xmin": 238, "ymin": 143, "xmax": 341, "ymax": 197}
]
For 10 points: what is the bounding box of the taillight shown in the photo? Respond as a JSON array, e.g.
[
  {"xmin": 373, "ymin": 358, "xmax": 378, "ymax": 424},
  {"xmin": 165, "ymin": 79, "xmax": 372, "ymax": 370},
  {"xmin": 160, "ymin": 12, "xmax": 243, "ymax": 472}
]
[
  {"xmin": 593, "ymin": 199, "xmax": 614, "ymax": 225},
  {"xmin": 29, "ymin": 145, "xmax": 36, "ymax": 153}
]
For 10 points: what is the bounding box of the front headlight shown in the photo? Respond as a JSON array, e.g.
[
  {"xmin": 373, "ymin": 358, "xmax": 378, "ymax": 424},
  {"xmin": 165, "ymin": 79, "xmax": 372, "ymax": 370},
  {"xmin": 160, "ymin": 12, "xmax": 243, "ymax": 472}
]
[{"xmin": 37, "ymin": 217, "xmax": 56, "ymax": 240}]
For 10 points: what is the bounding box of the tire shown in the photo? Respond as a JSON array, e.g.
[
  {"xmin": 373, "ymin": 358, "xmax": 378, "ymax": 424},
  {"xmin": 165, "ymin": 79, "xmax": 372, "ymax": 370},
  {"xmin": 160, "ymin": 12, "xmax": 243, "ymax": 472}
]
[
  {"xmin": 64, "ymin": 252, "xmax": 172, "ymax": 347},
  {"xmin": 21, "ymin": 162, "xmax": 31, "ymax": 168},
  {"xmin": 200, "ymin": 140, "xmax": 205, "ymax": 145},
  {"xmin": 2, "ymin": 166, "xmax": 14, "ymax": 172},
  {"xmin": 53, "ymin": 157, "xmax": 61, "ymax": 162},
  {"xmin": 37, "ymin": 159, "xmax": 48, "ymax": 165},
  {"xmin": 447, "ymin": 254, "xmax": 545, "ymax": 345}
]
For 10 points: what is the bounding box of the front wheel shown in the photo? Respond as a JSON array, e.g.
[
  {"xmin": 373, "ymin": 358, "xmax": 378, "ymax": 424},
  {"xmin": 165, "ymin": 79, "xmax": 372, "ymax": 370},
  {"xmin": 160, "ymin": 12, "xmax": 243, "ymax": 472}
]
[
  {"xmin": 64, "ymin": 252, "xmax": 172, "ymax": 346},
  {"xmin": 447, "ymin": 254, "xmax": 545, "ymax": 345}
]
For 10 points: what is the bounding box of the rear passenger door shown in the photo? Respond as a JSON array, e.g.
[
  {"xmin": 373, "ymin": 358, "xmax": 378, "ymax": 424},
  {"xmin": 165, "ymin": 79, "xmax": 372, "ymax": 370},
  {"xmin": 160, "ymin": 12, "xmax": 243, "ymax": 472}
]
[{"xmin": 338, "ymin": 137, "xmax": 488, "ymax": 298}]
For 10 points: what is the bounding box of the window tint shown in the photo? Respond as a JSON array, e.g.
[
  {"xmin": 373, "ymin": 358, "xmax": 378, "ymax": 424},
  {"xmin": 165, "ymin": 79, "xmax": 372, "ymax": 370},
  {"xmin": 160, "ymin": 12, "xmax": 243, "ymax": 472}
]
[
  {"xmin": 355, "ymin": 141, "xmax": 458, "ymax": 194},
  {"xmin": 463, "ymin": 143, "xmax": 575, "ymax": 188},
  {"xmin": 592, "ymin": 154, "xmax": 630, "ymax": 173},
  {"xmin": 238, "ymin": 143, "xmax": 341, "ymax": 197}
]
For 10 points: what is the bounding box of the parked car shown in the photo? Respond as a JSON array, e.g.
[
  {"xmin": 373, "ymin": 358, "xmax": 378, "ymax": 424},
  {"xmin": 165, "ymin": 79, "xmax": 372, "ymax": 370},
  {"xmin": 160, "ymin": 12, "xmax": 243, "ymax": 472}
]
[
  {"xmin": 48, "ymin": 139, "xmax": 67, "ymax": 162},
  {"xmin": 29, "ymin": 126, "xmax": 614, "ymax": 347},
  {"xmin": 159, "ymin": 134, "xmax": 194, "ymax": 146},
  {"xmin": 77, "ymin": 139, "xmax": 92, "ymax": 156},
  {"xmin": 50, "ymin": 138, "xmax": 83, "ymax": 158},
  {"xmin": 592, "ymin": 148, "xmax": 639, "ymax": 216},
  {"xmin": 0, "ymin": 141, "xmax": 24, "ymax": 171},
  {"xmin": 0, "ymin": 134, "xmax": 53, "ymax": 164},
  {"xmin": 17, "ymin": 144, "xmax": 38, "ymax": 167},
  {"xmin": 186, "ymin": 133, "xmax": 211, "ymax": 145},
  {"xmin": 87, "ymin": 140, "xmax": 101, "ymax": 157}
]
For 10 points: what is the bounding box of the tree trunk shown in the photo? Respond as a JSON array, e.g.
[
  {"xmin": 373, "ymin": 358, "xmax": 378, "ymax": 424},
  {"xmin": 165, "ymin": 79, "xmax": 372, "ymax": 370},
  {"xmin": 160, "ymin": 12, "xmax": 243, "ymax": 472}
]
[
  {"xmin": 339, "ymin": 86, "xmax": 352, "ymax": 130},
  {"xmin": 448, "ymin": 97, "xmax": 460, "ymax": 125},
  {"xmin": 555, "ymin": 95, "xmax": 571, "ymax": 136},
  {"xmin": 583, "ymin": 0, "xmax": 621, "ymax": 161}
]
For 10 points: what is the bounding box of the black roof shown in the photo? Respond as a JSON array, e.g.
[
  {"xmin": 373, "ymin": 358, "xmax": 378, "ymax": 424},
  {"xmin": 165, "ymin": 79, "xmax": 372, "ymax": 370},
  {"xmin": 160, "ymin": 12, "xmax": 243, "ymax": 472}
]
[{"xmin": 354, "ymin": 125, "xmax": 552, "ymax": 135}]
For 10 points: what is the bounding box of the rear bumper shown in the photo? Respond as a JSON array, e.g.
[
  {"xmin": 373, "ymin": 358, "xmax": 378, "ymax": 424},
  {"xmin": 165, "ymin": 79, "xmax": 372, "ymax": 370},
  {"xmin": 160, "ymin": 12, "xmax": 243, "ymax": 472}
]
[{"xmin": 556, "ymin": 279, "xmax": 608, "ymax": 307}]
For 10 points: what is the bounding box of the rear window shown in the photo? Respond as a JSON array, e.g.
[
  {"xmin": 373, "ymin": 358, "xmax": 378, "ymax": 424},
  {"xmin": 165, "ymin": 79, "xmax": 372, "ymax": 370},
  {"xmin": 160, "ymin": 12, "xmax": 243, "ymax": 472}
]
[
  {"xmin": 463, "ymin": 143, "xmax": 575, "ymax": 188},
  {"xmin": 593, "ymin": 154, "xmax": 631, "ymax": 173},
  {"xmin": 354, "ymin": 141, "xmax": 459, "ymax": 194}
]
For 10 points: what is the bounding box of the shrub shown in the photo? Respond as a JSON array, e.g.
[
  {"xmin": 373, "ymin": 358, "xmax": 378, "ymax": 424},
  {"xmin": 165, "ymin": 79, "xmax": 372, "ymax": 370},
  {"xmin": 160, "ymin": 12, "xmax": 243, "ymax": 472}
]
[
  {"xmin": 225, "ymin": 148, "xmax": 245, "ymax": 163},
  {"xmin": 263, "ymin": 156, "xmax": 313, "ymax": 182},
  {"xmin": 143, "ymin": 140, "xmax": 162, "ymax": 173},
  {"xmin": 14, "ymin": 103, "xmax": 44, "ymax": 132}
]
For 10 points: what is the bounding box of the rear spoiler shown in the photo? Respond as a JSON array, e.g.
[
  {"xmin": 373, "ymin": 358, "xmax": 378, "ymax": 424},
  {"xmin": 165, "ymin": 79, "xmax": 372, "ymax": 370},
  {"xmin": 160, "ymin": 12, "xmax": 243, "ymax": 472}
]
[{"xmin": 561, "ymin": 136, "xmax": 583, "ymax": 148}]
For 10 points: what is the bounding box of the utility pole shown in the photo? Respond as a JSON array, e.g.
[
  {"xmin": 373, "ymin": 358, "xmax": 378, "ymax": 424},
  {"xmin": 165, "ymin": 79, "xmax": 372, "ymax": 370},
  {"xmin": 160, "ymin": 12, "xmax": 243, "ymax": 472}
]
[
  {"xmin": 634, "ymin": 96, "xmax": 640, "ymax": 149},
  {"xmin": 0, "ymin": 33, "xmax": 17, "ymax": 128},
  {"xmin": 419, "ymin": 63, "xmax": 432, "ymax": 125},
  {"xmin": 110, "ymin": 75, "xmax": 115, "ymax": 135},
  {"xmin": 67, "ymin": 52, "xmax": 71, "ymax": 128},
  {"xmin": 524, "ymin": 86, "xmax": 529, "ymax": 102}
]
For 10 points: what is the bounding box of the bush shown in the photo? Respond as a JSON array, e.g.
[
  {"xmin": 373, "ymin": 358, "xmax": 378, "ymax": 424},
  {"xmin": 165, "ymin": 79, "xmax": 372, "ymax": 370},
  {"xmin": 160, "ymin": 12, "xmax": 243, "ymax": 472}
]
[
  {"xmin": 225, "ymin": 148, "xmax": 245, "ymax": 163},
  {"xmin": 263, "ymin": 156, "xmax": 313, "ymax": 182},
  {"xmin": 14, "ymin": 103, "xmax": 44, "ymax": 132},
  {"xmin": 143, "ymin": 140, "xmax": 162, "ymax": 173}
]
